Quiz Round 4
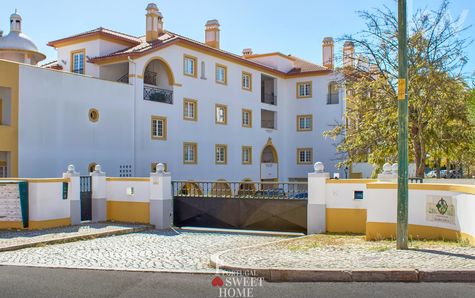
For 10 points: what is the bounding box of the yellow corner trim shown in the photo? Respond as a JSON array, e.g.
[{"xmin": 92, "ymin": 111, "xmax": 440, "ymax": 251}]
[{"xmin": 106, "ymin": 177, "xmax": 150, "ymax": 182}]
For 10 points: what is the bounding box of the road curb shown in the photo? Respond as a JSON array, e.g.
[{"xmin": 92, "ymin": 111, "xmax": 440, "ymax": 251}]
[
  {"xmin": 209, "ymin": 239, "xmax": 475, "ymax": 282},
  {"xmin": 0, "ymin": 224, "xmax": 154, "ymax": 252}
]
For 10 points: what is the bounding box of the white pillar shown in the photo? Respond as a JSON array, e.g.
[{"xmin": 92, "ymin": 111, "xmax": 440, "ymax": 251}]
[
  {"xmin": 150, "ymin": 163, "xmax": 173, "ymax": 229},
  {"xmin": 90, "ymin": 165, "xmax": 107, "ymax": 222},
  {"xmin": 307, "ymin": 162, "xmax": 330, "ymax": 234},
  {"xmin": 377, "ymin": 162, "xmax": 397, "ymax": 182},
  {"xmin": 63, "ymin": 165, "xmax": 81, "ymax": 225}
]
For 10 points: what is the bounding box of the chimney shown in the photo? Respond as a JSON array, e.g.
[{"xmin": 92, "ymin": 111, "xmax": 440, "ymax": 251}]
[
  {"xmin": 205, "ymin": 20, "xmax": 220, "ymax": 49},
  {"xmin": 322, "ymin": 37, "xmax": 334, "ymax": 69},
  {"xmin": 145, "ymin": 3, "xmax": 164, "ymax": 43},
  {"xmin": 242, "ymin": 48, "xmax": 253, "ymax": 57},
  {"xmin": 343, "ymin": 41, "xmax": 355, "ymax": 68}
]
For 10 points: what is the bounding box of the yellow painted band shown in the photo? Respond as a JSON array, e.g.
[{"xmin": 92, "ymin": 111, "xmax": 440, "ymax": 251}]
[
  {"xmin": 28, "ymin": 218, "xmax": 71, "ymax": 230},
  {"xmin": 366, "ymin": 183, "xmax": 475, "ymax": 195},
  {"xmin": 326, "ymin": 208, "xmax": 367, "ymax": 234},
  {"xmin": 366, "ymin": 222, "xmax": 475, "ymax": 245},
  {"xmin": 0, "ymin": 221, "xmax": 23, "ymax": 230},
  {"xmin": 326, "ymin": 179, "xmax": 377, "ymax": 184},
  {"xmin": 107, "ymin": 201, "xmax": 150, "ymax": 224}
]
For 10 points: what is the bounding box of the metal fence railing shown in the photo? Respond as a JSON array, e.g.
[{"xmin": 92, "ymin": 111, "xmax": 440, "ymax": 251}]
[{"xmin": 172, "ymin": 181, "xmax": 308, "ymax": 199}]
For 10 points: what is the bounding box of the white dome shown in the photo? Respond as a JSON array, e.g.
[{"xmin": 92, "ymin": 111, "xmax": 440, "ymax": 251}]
[{"xmin": 0, "ymin": 31, "xmax": 40, "ymax": 52}]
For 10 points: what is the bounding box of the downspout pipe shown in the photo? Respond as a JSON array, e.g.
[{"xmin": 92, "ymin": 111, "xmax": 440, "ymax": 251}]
[{"xmin": 128, "ymin": 56, "xmax": 137, "ymax": 176}]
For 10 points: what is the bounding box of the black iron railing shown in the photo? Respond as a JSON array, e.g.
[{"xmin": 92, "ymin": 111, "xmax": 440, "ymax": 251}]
[
  {"xmin": 172, "ymin": 181, "xmax": 308, "ymax": 199},
  {"xmin": 327, "ymin": 93, "xmax": 339, "ymax": 104},
  {"xmin": 117, "ymin": 73, "xmax": 129, "ymax": 84},
  {"xmin": 261, "ymin": 93, "xmax": 277, "ymax": 105},
  {"xmin": 261, "ymin": 120, "xmax": 275, "ymax": 129},
  {"xmin": 143, "ymin": 85, "xmax": 173, "ymax": 104}
]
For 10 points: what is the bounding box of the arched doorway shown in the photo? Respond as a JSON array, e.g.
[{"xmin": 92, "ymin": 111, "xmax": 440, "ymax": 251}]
[
  {"xmin": 260, "ymin": 138, "xmax": 278, "ymax": 182},
  {"xmin": 142, "ymin": 57, "xmax": 175, "ymax": 104}
]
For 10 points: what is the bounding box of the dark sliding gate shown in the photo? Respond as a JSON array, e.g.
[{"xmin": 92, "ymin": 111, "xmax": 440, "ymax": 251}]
[
  {"xmin": 172, "ymin": 181, "xmax": 308, "ymax": 233},
  {"xmin": 80, "ymin": 176, "xmax": 92, "ymax": 221}
]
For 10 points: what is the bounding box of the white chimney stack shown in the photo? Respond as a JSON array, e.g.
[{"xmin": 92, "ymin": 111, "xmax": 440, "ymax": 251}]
[
  {"xmin": 322, "ymin": 37, "xmax": 334, "ymax": 69},
  {"xmin": 205, "ymin": 19, "xmax": 220, "ymax": 49}
]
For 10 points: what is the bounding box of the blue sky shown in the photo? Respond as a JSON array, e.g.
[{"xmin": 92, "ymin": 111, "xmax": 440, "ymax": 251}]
[{"xmin": 1, "ymin": 0, "xmax": 474, "ymax": 78}]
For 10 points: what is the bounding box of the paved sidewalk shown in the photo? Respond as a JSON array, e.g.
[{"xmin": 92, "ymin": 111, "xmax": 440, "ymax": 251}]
[
  {"xmin": 215, "ymin": 234, "xmax": 475, "ymax": 271},
  {"xmin": 0, "ymin": 223, "xmax": 151, "ymax": 252},
  {"xmin": 0, "ymin": 230, "xmax": 282, "ymax": 272}
]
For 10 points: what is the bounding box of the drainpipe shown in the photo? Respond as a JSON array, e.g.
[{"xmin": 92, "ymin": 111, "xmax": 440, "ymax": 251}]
[{"xmin": 128, "ymin": 56, "xmax": 137, "ymax": 176}]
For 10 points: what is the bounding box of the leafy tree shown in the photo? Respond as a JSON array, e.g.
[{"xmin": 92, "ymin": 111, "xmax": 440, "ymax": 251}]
[{"xmin": 325, "ymin": 1, "xmax": 474, "ymax": 177}]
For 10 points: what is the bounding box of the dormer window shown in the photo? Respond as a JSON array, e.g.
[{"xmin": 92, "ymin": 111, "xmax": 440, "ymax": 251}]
[{"xmin": 71, "ymin": 49, "xmax": 85, "ymax": 74}]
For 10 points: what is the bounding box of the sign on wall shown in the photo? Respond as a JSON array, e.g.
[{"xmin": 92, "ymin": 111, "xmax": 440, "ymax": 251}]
[
  {"xmin": 426, "ymin": 195, "xmax": 455, "ymax": 225},
  {"xmin": 0, "ymin": 182, "xmax": 22, "ymax": 221}
]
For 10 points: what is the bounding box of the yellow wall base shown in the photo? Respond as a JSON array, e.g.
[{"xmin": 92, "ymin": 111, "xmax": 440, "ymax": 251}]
[
  {"xmin": 326, "ymin": 208, "xmax": 367, "ymax": 234},
  {"xmin": 366, "ymin": 222, "xmax": 475, "ymax": 245},
  {"xmin": 0, "ymin": 221, "xmax": 23, "ymax": 230},
  {"xmin": 28, "ymin": 218, "xmax": 71, "ymax": 230},
  {"xmin": 107, "ymin": 201, "xmax": 150, "ymax": 224}
]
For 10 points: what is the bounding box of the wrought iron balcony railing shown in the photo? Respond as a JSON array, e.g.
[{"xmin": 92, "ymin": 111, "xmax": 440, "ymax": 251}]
[
  {"xmin": 261, "ymin": 93, "xmax": 277, "ymax": 105},
  {"xmin": 261, "ymin": 120, "xmax": 275, "ymax": 129},
  {"xmin": 143, "ymin": 85, "xmax": 173, "ymax": 104}
]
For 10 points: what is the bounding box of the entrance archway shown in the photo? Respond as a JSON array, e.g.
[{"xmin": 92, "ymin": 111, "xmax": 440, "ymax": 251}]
[{"xmin": 260, "ymin": 138, "xmax": 278, "ymax": 181}]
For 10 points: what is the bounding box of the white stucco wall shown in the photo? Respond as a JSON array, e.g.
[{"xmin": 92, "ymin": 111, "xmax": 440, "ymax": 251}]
[
  {"xmin": 18, "ymin": 65, "xmax": 134, "ymax": 177},
  {"xmin": 28, "ymin": 181, "xmax": 69, "ymax": 221},
  {"xmin": 326, "ymin": 182, "xmax": 370, "ymax": 209},
  {"xmin": 106, "ymin": 180, "xmax": 150, "ymax": 203}
]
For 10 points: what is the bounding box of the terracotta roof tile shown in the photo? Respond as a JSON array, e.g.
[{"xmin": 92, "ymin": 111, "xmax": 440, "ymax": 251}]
[{"xmin": 47, "ymin": 27, "xmax": 142, "ymax": 47}]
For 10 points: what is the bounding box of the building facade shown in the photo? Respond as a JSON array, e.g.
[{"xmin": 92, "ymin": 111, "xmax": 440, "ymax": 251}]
[{"xmin": 0, "ymin": 4, "xmax": 347, "ymax": 181}]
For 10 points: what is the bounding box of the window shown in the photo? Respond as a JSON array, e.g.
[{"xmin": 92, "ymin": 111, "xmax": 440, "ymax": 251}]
[
  {"xmin": 242, "ymin": 109, "xmax": 252, "ymax": 128},
  {"xmin": 297, "ymin": 148, "xmax": 313, "ymax": 164},
  {"xmin": 242, "ymin": 146, "xmax": 252, "ymax": 165},
  {"xmin": 183, "ymin": 142, "xmax": 198, "ymax": 164},
  {"xmin": 215, "ymin": 64, "xmax": 227, "ymax": 85},
  {"xmin": 71, "ymin": 49, "xmax": 85, "ymax": 74},
  {"xmin": 183, "ymin": 99, "xmax": 198, "ymax": 121},
  {"xmin": 88, "ymin": 108, "xmax": 99, "ymax": 123},
  {"xmin": 296, "ymin": 81, "xmax": 312, "ymax": 98},
  {"xmin": 0, "ymin": 160, "xmax": 7, "ymax": 178},
  {"xmin": 242, "ymin": 71, "xmax": 252, "ymax": 91},
  {"xmin": 327, "ymin": 81, "xmax": 340, "ymax": 104},
  {"xmin": 151, "ymin": 116, "xmax": 167, "ymax": 140},
  {"xmin": 297, "ymin": 114, "xmax": 313, "ymax": 131},
  {"xmin": 215, "ymin": 144, "xmax": 228, "ymax": 164},
  {"xmin": 215, "ymin": 104, "xmax": 227, "ymax": 125},
  {"xmin": 183, "ymin": 54, "xmax": 197, "ymax": 78}
]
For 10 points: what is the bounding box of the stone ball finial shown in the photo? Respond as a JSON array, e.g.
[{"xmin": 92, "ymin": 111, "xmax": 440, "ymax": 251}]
[
  {"xmin": 382, "ymin": 163, "xmax": 392, "ymax": 174},
  {"xmin": 94, "ymin": 164, "xmax": 102, "ymax": 172},
  {"xmin": 156, "ymin": 163, "xmax": 165, "ymax": 173},
  {"xmin": 391, "ymin": 163, "xmax": 398, "ymax": 174},
  {"xmin": 314, "ymin": 162, "xmax": 324, "ymax": 173},
  {"xmin": 67, "ymin": 164, "xmax": 76, "ymax": 173}
]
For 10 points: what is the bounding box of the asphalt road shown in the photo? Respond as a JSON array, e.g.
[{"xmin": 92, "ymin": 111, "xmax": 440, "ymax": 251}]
[{"xmin": 0, "ymin": 266, "xmax": 474, "ymax": 298}]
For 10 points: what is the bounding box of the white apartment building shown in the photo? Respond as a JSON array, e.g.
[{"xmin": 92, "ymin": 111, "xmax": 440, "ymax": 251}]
[{"xmin": 0, "ymin": 4, "xmax": 350, "ymax": 181}]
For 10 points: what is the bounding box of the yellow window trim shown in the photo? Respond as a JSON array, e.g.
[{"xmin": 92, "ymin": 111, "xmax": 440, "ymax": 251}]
[
  {"xmin": 296, "ymin": 81, "xmax": 312, "ymax": 99},
  {"xmin": 296, "ymin": 147, "xmax": 313, "ymax": 165},
  {"xmin": 215, "ymin": 144, "xmax": 228, "ymax": 165},
  {"xmin": 151, "ymin": 115, "xmax": 167, "ymax": 140},
  {"xmin": 215, "ymin": 104, "xmax": 228, "ymax": 125},
  {"xmin": 70, "ymin": 48, "xmax": 86, "ymax": 74},
  {"xmin": 183, "ymin": 98, "xmax": 198, "ymax": 121},
  {"xmin": 242, "ymin": 146, "xmax": 252, "ymax": 165},
  {"xmin": 296, "ymin": 114, "xmax": 313, "ymax": 131},
  {"xmin": 183, "ymin": 142, "xmax": 198, "ymax": 164},
  {"xmin": 183, "ymin": 54, "xmax": 198, "ymax": 78},
  {"xmin": 215, "ymin": 63, "xmax": 228, "ymax": 85},
  {"xmin": 241, "ymin": 109, "xmax": 252, "ymax": 128},
  {"xmin": 241, "ymin": 71, "xmax": 252, "ymax": 91}
]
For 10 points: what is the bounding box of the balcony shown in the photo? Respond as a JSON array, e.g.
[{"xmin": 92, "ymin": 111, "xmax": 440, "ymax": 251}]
[
  {"xmin": 261, "ymin": 109, "xmax": 276, "ymax": 129},
  {"xmin": 261, "ymin": 93, "xmax": 277, "ymax": 105},
  {"xmin": 143, "ymin": 85, "xmax": 173, "ymax": 104},
  {"xmin": 327, "ymin": 92, "xmax": 339, "ymax": 104}
]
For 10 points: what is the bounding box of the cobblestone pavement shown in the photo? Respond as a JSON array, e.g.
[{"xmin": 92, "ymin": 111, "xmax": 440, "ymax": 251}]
[
  {"xmin": 0, "ymin": 223, "xmax": 150, "ymax": 251},
  {"xmin": 217, "ymin": 234, "xmax": 475, "ymax": 270},
  {"xmin": 0, "ymin": 230, "xmax": 281, "ymax": 272}
]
